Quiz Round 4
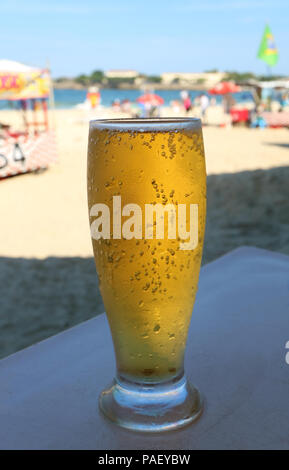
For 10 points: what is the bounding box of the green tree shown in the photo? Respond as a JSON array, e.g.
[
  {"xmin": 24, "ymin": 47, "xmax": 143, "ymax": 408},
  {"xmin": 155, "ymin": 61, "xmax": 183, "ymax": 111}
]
[
  {"xmin": 75, "ymin": 74, "xmax": 90, "ymax": 86},
  {"xmin": 106, "ymin": 77, "xmax": 136, "ymax": 88},
  {"xmin": 223, "ymin": 71, "xmax": 256, "ymax": 82},
  {"xmin": 258, "ymin": 74, "xmax": 284, "ymax": 81},
  {"xmin": 146, "ymin": 75, "xmax": 162, "ymax": 83},
  {"xmin": 195, "ymin": 78, "xmax": 206, "ymax": 85},
  {"xmin": 54, "ymin": 77, "xmax": 69, "ymax": 83},
  {"xmin": 90, "ymin": 70, "xmax": 104, "ymax": 83}
]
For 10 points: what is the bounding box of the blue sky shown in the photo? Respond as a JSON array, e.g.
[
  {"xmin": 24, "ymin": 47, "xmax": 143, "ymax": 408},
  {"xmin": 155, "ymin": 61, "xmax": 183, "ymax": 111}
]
[{"xmin": 1, "ymin": 0, "xmax": 288, "ymax": 77}]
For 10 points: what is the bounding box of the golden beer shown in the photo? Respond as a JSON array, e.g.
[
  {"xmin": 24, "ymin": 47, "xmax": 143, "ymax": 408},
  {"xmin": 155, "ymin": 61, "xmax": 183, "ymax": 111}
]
[{"xmin": 87, "ymin": 118, "xmax": 206, "ymax": 431}]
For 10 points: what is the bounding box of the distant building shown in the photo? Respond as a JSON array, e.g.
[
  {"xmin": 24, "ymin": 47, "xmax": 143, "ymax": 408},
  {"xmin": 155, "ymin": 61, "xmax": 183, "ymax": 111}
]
[
  {"xmin": 105, "ymin": 70, "xmax": 139, "ymax": 79},
  {"xmin": 160, "ymin": 72, "xmax": 226, "ymax": 87}
]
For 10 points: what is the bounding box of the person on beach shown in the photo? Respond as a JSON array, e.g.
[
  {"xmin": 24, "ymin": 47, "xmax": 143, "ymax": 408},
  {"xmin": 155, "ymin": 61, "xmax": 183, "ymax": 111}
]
[
  {"xmin": 120, "ymin": 99, "xmax": 131, "ymax": 114},
  {"xmin": 223, "ymin": 93, "xmax": 235, "ymax": 115},
  {"xmin": 112, "ymin": 99, "xmax": 121, "ymax": 112},
  {"xmin": 222, "ymin": 93, "xmax": 236, "ymax": 127},
  {"xmin": 180, "ymin": 91, "xmax": 192, "ymax": 114},
  {"xmin": 200, "ymin": 93, "xmax": 210, "ymax": 123},
  {"xmin": 86, "ymin": 86, "xmax": 100, "ymax": 109}
]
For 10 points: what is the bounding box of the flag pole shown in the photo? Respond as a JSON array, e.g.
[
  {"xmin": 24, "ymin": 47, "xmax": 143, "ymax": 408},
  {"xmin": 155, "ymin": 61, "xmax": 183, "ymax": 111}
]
[{"xmin": 46, "ymin": 59, "xmax": 56, "ymax": 129}]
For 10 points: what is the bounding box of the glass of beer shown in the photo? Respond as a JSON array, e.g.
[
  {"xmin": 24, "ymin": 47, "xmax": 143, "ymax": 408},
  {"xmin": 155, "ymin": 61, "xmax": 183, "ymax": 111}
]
[{"xmin": 87, "ymin": 118, "xmax": 206, "ymax": 432}]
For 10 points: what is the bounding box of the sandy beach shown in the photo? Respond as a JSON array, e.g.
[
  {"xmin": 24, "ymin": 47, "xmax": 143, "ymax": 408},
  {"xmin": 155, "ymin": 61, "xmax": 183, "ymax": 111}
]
[{"xmin": 0, "ymin": 108, "xmax": 288, "ymax": 358}]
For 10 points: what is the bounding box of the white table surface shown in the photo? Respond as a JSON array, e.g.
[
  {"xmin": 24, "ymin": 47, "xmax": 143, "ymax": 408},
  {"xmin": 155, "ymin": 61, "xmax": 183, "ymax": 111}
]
[{"xmin": 0, "ymin": 247, "xmax": 289, "ymax": 450}]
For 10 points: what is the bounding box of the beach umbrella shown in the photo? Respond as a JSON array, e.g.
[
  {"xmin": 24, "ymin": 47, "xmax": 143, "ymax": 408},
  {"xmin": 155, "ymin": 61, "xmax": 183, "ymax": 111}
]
[
  {"xmin": 209, "ymin": 82, "xmax": 241, "ymax": 95},
  {"xmin": 137, "ymin": 93, "xmax": 164, "ymax": 106}
]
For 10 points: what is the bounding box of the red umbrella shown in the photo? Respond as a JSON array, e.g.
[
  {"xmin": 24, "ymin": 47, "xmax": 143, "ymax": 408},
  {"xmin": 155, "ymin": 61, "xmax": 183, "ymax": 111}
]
[
  {"xmin": 209, "ymin": 81, "xmax": 241, "ymax": 95},
  {"xmin": 137, "ymin": 93, "xmax": 164, "ymax": 106}
]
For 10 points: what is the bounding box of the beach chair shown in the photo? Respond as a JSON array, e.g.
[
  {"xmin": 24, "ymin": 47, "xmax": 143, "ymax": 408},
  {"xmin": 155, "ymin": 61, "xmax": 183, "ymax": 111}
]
[{"xmin": 230, "ymin": 108, "xmax": 250, "ymax": 126}]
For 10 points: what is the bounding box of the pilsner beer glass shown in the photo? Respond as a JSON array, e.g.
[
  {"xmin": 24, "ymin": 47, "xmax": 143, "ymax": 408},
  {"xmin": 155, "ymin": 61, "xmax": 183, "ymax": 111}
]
[{"xmin": 87, "ymin": 118, "xmax": 206, "ymax": 432}]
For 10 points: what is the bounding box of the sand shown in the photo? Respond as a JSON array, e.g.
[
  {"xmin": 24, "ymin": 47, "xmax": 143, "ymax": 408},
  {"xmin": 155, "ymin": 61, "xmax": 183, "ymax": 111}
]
[{"xmin": 0, "ymin": 108, "xmax": 288, "ymax": 358}]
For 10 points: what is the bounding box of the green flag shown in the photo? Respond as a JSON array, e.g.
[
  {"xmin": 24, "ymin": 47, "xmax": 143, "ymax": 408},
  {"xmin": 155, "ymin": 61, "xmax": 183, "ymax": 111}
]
[{"xmin": 257, "ymin": 24, "xmax": 278, "ymax": 67}]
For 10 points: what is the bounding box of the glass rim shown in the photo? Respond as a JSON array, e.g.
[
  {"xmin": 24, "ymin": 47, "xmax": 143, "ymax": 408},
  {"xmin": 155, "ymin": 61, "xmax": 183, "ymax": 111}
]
[{"xmin": 89, "ymin": 117, "xmax": 202, "ymax": 132}]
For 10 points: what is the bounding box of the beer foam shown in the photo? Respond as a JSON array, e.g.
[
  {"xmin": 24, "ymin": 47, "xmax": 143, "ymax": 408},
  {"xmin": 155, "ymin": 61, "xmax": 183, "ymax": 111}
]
[{"xmin": 89, "ymin": 118, "xmax": 201, "ymax": 132}]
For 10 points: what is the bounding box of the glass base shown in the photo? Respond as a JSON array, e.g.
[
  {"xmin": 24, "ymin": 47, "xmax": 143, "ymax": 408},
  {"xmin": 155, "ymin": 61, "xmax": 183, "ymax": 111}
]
[{"xmin": 99, "ymin": 375, "xmax": 203, "ymax": 433}]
